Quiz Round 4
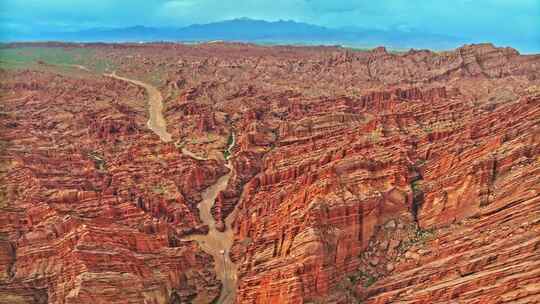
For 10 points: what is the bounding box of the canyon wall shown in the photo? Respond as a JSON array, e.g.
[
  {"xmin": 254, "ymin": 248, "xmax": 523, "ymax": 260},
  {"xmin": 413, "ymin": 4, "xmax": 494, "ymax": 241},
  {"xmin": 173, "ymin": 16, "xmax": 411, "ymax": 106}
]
[{"xmin": 1, "ymin": 42, "xmax": 539, "ymax": 303}]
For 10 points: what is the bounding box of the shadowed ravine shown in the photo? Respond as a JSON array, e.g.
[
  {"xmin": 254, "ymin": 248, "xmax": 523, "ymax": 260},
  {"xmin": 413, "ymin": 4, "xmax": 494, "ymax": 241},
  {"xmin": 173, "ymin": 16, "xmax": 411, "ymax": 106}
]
[
  {"xmin": 105, "ymin": 71, "xmax": 238, "ymax": 303},
  {"xmin": 183, "ymin": 156, "xmax": 238, "ymax": 304}
]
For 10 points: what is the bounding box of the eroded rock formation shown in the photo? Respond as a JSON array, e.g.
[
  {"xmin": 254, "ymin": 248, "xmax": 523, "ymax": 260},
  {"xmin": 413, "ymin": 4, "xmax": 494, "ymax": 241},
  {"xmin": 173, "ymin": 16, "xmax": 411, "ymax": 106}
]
[{"xmin": 1, "ymin": 42, "xmax": 539, "ymax": 303}]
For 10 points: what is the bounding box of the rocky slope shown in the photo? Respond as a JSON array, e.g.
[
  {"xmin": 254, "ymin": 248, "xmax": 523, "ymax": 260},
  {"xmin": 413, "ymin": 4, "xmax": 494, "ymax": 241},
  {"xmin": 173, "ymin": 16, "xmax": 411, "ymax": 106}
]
[
  {"xmin": 0, "ymin": 42, "xmax": 539, "ymax": 303},
  {"xmin": 0, "ymin": 71, "xmax": 226, "ymax": 303}
]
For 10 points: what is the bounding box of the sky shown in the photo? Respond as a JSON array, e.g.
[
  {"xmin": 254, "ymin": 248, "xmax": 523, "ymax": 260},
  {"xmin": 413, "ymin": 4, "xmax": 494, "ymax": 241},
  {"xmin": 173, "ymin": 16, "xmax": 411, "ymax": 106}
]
[{"xmin": 1, "ymin": 0, "xmax": 539, "ymax": 52}]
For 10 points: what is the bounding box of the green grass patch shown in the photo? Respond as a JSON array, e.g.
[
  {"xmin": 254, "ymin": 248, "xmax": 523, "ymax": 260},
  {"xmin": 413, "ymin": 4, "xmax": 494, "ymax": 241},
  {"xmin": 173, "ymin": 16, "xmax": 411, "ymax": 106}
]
[
  {"xmin": 411, "ymin": 180, "xmax": 422, "ymax": 194},
  {"xmin": 226, "ymin": 132, "xmax": 234, "ymax": 147},
  {"xmin": 348, "ymin": 270, "xmax": 377, "ymax": 288},
  {"xmin": 151, "ymin": 185, "xmax": 167, "ymax": 195},
  {"xmin": 223, "ymin": 132, "xmax": 234, "ymax": 159},
  {"xmin": 423, "ymin": 126, "xmax": 433, "ymax": 133},
  {"xmin": 415, "ymin": 159, "xmax": 427, "ymax": 166},
  {"xmin": 0, "ymin": 47, "xmax": 112, "ymax": 73},
  {"xmin": 398, "ymin": 226, "xmax": 435, "ymax": 253},
  {"xmin": 87, "ymin": 151, "xmax": 107, "ymax": 172}
]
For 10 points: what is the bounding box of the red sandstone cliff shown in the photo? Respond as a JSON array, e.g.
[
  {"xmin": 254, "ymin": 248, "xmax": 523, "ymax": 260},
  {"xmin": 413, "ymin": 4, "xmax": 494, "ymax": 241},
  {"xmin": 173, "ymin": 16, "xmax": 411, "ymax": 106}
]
[{"xmin": 1, "ymin": 43, "xmax": 539, "ymax": 303}]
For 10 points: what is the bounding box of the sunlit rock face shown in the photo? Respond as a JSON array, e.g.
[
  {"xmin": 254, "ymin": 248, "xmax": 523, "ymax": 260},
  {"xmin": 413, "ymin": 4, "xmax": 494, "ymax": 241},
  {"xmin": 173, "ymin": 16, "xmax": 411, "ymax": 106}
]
[
  {"xmin": 0, "ymin": 71, "xmax": 224, "ymax": 303},
  {"xmin": 0, "ymin": 42, "xmax": 539, "ymax": 303}
]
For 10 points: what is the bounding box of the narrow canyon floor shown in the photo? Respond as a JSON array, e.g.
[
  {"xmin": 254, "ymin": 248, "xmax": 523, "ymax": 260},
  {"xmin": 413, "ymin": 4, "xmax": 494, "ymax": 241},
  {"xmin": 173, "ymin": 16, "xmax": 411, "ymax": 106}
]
[{"xmin": 0, "ymin": 42, "xmax": 539, "ymax": 303}]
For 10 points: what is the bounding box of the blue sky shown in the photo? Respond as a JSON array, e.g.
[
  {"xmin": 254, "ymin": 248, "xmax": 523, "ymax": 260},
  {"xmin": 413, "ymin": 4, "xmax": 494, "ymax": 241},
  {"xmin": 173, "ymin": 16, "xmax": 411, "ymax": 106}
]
[{"xmin": 1, "ymin": 0, "xmax": 539, "ymax": 52}]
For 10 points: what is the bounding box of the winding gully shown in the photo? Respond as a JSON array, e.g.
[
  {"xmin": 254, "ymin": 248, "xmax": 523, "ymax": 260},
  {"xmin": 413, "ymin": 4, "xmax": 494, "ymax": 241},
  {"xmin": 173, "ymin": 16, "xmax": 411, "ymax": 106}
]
[
  {"xmin": 106, "ymin": 72, "xmax": 238, "ymax": 303},
  {"xmin": 105, "ymin": 71, "xmax": 172, "ymax": 142}
]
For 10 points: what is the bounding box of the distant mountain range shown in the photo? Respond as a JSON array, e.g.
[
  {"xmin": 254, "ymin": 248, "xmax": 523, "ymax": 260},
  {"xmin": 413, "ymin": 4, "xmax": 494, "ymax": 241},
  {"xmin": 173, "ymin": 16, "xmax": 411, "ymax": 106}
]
[{"xmin": 4, "ymin": 18, "xmax": 469, "ymax": 50}]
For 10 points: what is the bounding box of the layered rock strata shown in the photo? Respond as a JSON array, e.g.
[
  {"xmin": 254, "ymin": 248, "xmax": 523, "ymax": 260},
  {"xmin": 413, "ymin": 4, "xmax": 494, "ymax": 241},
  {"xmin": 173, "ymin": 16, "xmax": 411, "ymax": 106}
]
[{"xmin": 1, "ymin": 42, "xmax": 539, "ymax": 303}]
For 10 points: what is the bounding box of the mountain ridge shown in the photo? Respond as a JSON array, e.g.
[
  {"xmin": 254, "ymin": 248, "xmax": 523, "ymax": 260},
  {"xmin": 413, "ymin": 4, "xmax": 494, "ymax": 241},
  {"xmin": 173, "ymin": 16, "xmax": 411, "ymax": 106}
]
[{"xmin": 5, "ymin": 18, "xmax": 468, "ymax": 50}]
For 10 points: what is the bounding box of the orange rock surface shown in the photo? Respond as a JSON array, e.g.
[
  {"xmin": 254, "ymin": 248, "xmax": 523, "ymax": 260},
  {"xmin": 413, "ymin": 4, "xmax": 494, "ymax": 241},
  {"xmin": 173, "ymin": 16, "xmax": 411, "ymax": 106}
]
[
  {"xmin": 0, "ymin": 42, "xmax": 539, "ymax": 303},
  {"xmin": 0, "ymin": 72, "xmax": 224, "ymax": 303}
]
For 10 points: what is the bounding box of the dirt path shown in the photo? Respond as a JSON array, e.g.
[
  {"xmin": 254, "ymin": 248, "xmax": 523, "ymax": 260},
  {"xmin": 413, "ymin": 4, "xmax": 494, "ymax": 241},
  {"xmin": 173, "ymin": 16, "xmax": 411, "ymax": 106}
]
[
  {"xmin": 105, "ymin": 71, "xmax": 238, "ymax": 303},
  {"xmin": 104, "ymin": 71, "xmax": 172, "ymax": 142},
  {"xmin": 66, "ymin": 64, "xmax": 90, "ymax": 71},
  {"xmin": 181, "ymin": 132, "xmax": 236, "ymax": 162},
  {"xmin": 181, "ymin": 147, "xmax": 209, "ymax": 161},
  {"xmin": 183, "ymin": 132, "xmax": 238, "ymax": 304}
]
